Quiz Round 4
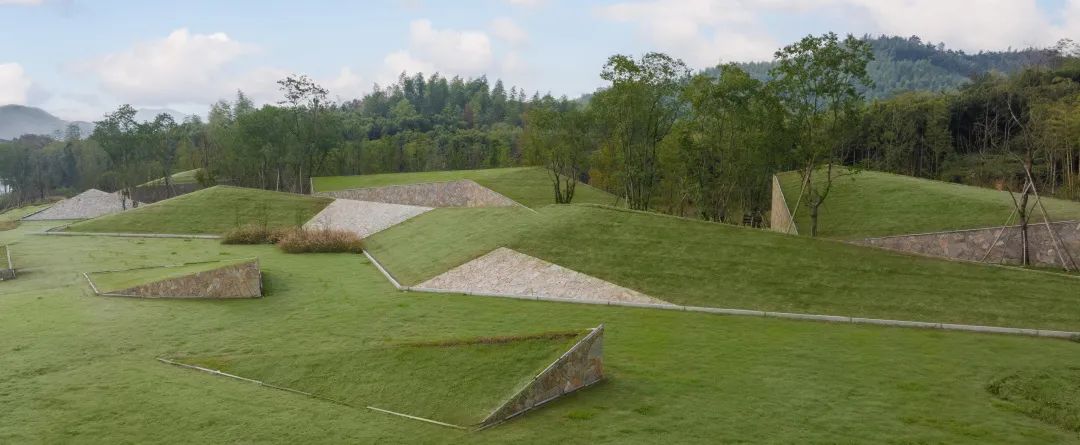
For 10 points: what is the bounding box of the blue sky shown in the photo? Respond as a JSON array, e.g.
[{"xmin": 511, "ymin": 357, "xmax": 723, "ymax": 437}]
[{"xmin": 1, "ymin": 0, "xmax": 1078, "ymax": 120}]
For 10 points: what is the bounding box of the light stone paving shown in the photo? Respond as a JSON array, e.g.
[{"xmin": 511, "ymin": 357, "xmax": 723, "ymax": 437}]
[
  {"xmin": 302, "ymin": 198, "xmax": 432, "ymax": 238},
  {"xmin": 417, "ymin": 247, "xmax": 667, "ymax": 305},
  {"xmin": 23, "ymin": 189, "xmax": 139, "ymax": 220},
  {"xmin": 316, "ymin": 180, "xmax": 520, "ymax": 208}
]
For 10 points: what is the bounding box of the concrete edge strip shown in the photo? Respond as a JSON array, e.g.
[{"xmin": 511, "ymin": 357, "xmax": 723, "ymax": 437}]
[
  {"xmin": 362, "ymin": 250, "xmax": 404, "ymax": 290},
  {"xmin": 38, "ymin": 230, "xmax": 222, "ymax": 239},
  {"xmin": 157, "ymin": 357, "xmax": 470, "ymax": 430},
  {"xmin": 361, "ymin": 248, "xmax": 1079, "ymax": 340},
  {"xmin": 365, "ymin": 406, "xmax": 468, "ymax": 430},
  {"xmin": 478, "ymin": 325, "xmax": 605, "ymax": 428}
]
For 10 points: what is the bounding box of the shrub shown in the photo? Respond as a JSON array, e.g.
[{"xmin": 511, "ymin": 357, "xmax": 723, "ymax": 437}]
[
  {"xmin": 275, "ymin": 228, "xmax": 364, "ymax": 254},
  {"xmin": 221, "ymin": 224, "xmax": 292, "ymax": 245}
]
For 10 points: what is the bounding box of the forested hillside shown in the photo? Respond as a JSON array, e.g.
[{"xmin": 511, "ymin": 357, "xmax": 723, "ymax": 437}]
[{"xmin": 736, "ymin": 35, "xmax": 1057, "ymax": 100}]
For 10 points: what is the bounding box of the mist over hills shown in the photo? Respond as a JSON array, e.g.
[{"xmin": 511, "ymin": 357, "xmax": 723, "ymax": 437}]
[{"xmin": 0, "ymin": 105, "xmax": 189, "ymax": 141}]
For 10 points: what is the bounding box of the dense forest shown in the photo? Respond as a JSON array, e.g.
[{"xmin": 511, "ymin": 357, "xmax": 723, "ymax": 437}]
[{"xmin": 2, "ymin": 34, "xmax": 1080, "ymax": 234}]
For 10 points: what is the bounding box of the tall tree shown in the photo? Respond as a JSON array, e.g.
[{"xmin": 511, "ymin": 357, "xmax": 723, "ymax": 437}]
[
  {"xmin": 771, "ymin": 33, "xmax": 873, "ymax": 236},
  {"xmin": 593, "ymin": 52, "xmax": 690, "ymax": 210}
]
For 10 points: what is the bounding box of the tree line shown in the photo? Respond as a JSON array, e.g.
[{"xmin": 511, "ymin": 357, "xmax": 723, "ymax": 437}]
[{"xmin": 2, "ymin": 33, "xmax": 1079, "ymax": 237}]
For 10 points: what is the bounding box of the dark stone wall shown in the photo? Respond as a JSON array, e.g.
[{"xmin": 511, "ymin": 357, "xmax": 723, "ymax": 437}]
[
  {"xmin": 132, "ymin": 183, "xmax": 202, "ymax": 204},
  {"xmin": 859, "ymin": 221, "xmax": 1080, "ymax": 269},
  {"xmin": 113, "ymin": 259, "xmax": 262, "ymax": 298},
  {"xmin": 480, "ymin": 325, "xmax": 604, "ymax": 427}
]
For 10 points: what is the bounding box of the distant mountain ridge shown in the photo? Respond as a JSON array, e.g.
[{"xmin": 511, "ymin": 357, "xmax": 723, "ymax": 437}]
[
  {"xmin": 0, "ymin": 105, "xmax": 94, "ymax": 140},
  {"xmin": 0, "ymin": 105, "xmax": 189, "ymax": 140},
  {"xmin": 730, "ymin": 35, "xmax": 1057, "ymax": 100}
]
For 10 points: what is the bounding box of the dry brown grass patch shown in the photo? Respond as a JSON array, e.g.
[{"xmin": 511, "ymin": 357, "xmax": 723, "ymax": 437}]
[{"xmin": 275, "ymin": 228, "xmax": 364, "ymax": 254}]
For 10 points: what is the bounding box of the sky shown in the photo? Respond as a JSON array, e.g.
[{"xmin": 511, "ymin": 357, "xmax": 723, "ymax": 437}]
[{"xmin": 1, "ymin": 0, "xmax": 1079, "ymax": 121}]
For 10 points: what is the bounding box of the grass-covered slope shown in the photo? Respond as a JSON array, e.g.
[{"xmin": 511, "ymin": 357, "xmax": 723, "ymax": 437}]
[
  {"xmin": 87, "ymin": 258, "xmax": 252, "ymax": 294},
  {"xmin": 65, "ymin": 186, "xmax": 331, "ymax": 235},
  {"xmin": 181, "ymin": 332, "xmax": 583, "ymax": 426},
  {"xmin": 3, "ymin": 223, "xmax": 1080, "ymax": 442},
  {"xmin": 987, "ymin": 366, "xmax": 1080, "ymax": 433},
  {"xmin": 1, "ymin": 203, "xmax": 54, "ymax": 222},
  {"xmin": 367, "ymin": 204, "xmax": 1080, "ymax": 331},
  {"xmin": 777, "ymin": 169, "xmax": 1080, "ymax": 239},
  {"xmin": 140, "ymin": 168, "xmax": 201, "ymax": 186},
  {"xmin": 312, "ymin": 167, "xmax": 620, "ymax": 208}
]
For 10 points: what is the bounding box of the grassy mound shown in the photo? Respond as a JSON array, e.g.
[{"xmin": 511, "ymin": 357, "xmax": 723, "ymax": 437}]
[
  {"xmin": 367, "ymin": 204, "xmax": 1080, "ymax": 330},
  {"xmin": 987, "ymin": 366, "xmax": 1080, "ymax": 432},
  {"xmin": 776, "ymin": 169, "xmax": 1080, "ymax": 239},
  {"xmin": 5, "ymin": 227, "xmax": 1080, "ymax": 442},
  {"xmin": 312, "ymin": 167, "xmax": 619, "ymax": 208},
  {"xmin": 87, "ymin": 258, "xmax": 252, "ymax": 294},
  {"xmin": 64, "ymin": 186, "xmax": 331, "ymax": 235},
  {"xmin": 178, "ymin": 331, "xmax": 584, "ymax": 426}
]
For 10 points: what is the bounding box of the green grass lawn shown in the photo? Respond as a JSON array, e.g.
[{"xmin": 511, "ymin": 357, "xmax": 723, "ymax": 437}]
[
  {"xmin": 2, "ymin": 221, "xmax": 1080, "ymax": 443},
  {"xmin": 181, "ymin": 332, "xmax": 584, "ymax": 426},
  {"xmin": 141, "ymin": 168, "xmax": 202, "ymax": 186},
  {"xmin": 64, "ymin": 186, "xmax": 332, "ymax": 235},
  {"xmin": 312, "ymin": 167, "xmax": 621, "ymax": 208},
  {"xmin": 87, "ymin": 258, "xmax": 253, "ymax": 294},
  {"xmin": 777, "ymin": 169, "xmax": 1080, "ymax": 239},
  {"xmin": 366, "ymin": 204, "xmax": 1080, "ymax": 331},
  {"xmin": 0, "ymin": 203, "xmax": 53, "ymax": 223}
]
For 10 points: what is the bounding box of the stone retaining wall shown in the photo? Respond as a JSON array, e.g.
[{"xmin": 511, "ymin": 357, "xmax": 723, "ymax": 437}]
[
  {"xmin": 480, "ymin": 325, "xmax": 604, "ymax": 428},
  {"xmin": 769, "ymin": 174, "xmax": 797, "ymax": 234},
  {"xmin": 132, "ymin": 183, "xmax": 202, "ymax": 204},
  {"xmin": 316, "ymin": 180, "xmax": 519, "ymax": 208},
  {"xmin": 859, "ymin": 220, "xmax": 1080, "ymax": 269},
  {"xmin": 108, "ymin": 259, "xmax": 262, "ymax": 298},
  {"xmin": 0, "ymin": 245, "xmax": 14, "ymax": 281}
]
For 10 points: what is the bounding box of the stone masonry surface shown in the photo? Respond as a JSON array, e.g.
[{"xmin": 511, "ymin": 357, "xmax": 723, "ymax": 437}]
[
  {"xmin": 23, "ymin": 189, "xmax": 140, "ymax": 220},
  {"xmin": 481, "ymin": 325, "xmax": 604, "ymax": 427},
  {"xmin": 110, "ymin": 259, "xmax": 262, "ymax": 298},
  {"xmin": 303, "ymin": 198, "xmax": 431, "ymax": 238},
  {"xmin": 859, "ymin": 220, "xmax": 1080, "ymax": 269},
  {"xmin": 316, "ymin": 180, "xmax": 519, "ymax": 208},
  {"xmin": 417, "ymin": 247, "xmax": 668, "ymax": 305},
  {"xmin": 769, "ymin": 174, "xmax": 797, "ymax": 234},
  {"xmin": 0, "ymin": 245, "xmax": 13, "ymax": 280}
]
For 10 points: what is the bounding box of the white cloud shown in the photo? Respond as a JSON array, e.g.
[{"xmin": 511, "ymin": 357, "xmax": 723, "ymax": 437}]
[
  {"xmin": 0, "ymin": 63, "xmax": 32, "ymax": 105},
  {"xmin": 408, "ymin": 19, "xmax": 493, "ymax": 74},
  {"xmin": 597, "ymin": 0, "xmax": 1079, "ymax": 66},
  {"xmin": 86, "ymin": 28, "xmax": 255, "ymax": 105},
  {"xmin": 324, "ymin": 67, "xmax": 366, "ymax": 100},
  {"xmin": 378, "ymin": 19, "xmax": 497, "ymax": 82},
  {"xmin": 0, "ymin": 0, "xmax": 43, "ymax": 5},
  {"xmin": 597, "ymin": 0, "xmax": 775, "ymax": 66},
  {"xmin": 491, "ymin": 17, "xmax": 528, "ymax": 46},
  {"xmin": 841, "ymin": 0, "xmax": 1054, "ymax": 51}
]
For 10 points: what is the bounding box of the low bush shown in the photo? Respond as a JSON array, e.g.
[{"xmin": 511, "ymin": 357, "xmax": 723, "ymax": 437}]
[
  {"xmin": 275, "ymin": 228, "xmax": 364, "ymax": 254},
  {"xmin": 221, "ymin": 225, "xmax": 291, "ymax": 245}
]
